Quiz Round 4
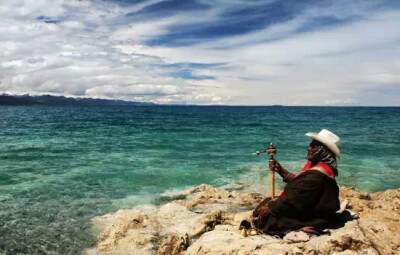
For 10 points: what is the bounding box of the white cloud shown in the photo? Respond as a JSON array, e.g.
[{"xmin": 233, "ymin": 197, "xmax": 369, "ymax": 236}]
[
  {"xmin": 2, "ymin": 0, "xmax": 66, "ymax": 19},
  {"xmin": 111, "ymin": 16, "xmax": 180, "ymax": 42},
  {"xmin": 325, "ymin": 98, "xmax": 357, "ymax": 105},
  {"xmin": 0, "ymin": 0, "xmax": 399, "ymax": 105},
  {"xmin": 86, "ymin": 84, "xmax": 182, "ymax": 97}
]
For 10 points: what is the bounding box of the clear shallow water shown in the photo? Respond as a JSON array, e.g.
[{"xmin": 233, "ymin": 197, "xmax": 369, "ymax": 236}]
[{"xmin": 0, "ymin": 105, "xmax": 399, "ymax": 254}]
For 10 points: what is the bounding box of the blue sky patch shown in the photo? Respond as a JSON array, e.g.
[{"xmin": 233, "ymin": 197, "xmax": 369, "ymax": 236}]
[
  {"xmin": 36, "ymin": 16, "xmax": 60, "ymax": 24},
  {"xmin": 170, "ymin": 70, "xmax": 215, "ymax": 80}
]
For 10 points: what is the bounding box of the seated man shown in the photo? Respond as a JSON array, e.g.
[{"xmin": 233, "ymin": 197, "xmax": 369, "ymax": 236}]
[{"xmin": 252, "ymin": 129, "xmax": 341, "ymax": 236}]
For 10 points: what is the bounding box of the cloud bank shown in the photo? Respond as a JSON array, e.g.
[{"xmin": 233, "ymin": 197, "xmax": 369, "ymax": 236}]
[{"xmin": 0, "ymin": 0, "xmax": 399, "ymax": 105}]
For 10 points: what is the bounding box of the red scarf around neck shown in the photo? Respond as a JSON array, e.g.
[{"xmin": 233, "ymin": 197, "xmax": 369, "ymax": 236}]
[{"xmin": 301, "ymin": 161, "xmax": 336, "ymax": 179}]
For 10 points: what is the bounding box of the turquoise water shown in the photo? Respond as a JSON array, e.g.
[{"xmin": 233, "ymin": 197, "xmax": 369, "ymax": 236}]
[{"xmin": 0, "ymin": 106, "xmax": 399, "ymax": 254}]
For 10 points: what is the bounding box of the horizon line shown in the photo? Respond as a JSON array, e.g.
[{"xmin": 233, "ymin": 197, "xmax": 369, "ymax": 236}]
[{"xmin": 1, "ymin": 93, "xmax": 399, "ymax": 107}]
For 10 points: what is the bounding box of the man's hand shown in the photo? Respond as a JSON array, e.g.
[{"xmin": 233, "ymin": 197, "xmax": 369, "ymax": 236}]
[
  {"xmin": 269, "ymin": 159, "xmax": 282, "ymax": 173},
  {"xmin": 269, "ymin": 159, "xmax": 293, "ymax": 181}
]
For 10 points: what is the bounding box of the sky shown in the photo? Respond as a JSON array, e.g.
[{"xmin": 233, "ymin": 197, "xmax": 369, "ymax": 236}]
[{"xmin": 1, "ymin": 0, "xmax": 400, "ymax": 106}]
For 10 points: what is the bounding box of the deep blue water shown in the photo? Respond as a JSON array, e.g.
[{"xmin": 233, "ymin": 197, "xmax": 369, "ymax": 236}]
[{"xmin": 0, "ymin": 105, "xmax": 399, "ymax": 254}]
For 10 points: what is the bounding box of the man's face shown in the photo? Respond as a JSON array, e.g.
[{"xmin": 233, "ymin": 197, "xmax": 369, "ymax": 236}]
[{"xmin": 306, "ymin": 140, "xmax": 322, "ymax": 160}]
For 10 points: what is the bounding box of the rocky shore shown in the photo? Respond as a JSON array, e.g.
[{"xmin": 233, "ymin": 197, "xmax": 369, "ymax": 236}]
[{"xmin": 85, "ymin": 185, "xmax": 400, "ymax": 255}]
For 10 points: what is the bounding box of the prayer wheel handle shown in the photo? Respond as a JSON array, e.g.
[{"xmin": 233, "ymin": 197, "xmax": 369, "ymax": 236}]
[{"xmin": 267, "ymin": 143, "xmax": 277, "ymax": 198}]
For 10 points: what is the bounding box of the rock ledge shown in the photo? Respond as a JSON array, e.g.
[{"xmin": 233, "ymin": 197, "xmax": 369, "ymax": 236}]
[{"xmin": 86, "ymin": 185, "xmax": 400, "ymax": 255}]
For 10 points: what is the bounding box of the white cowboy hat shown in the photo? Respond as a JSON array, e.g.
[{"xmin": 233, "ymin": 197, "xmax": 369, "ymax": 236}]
[{"xmin": 305, "ymin": 129, "xmax": 341, "ymax": 158}]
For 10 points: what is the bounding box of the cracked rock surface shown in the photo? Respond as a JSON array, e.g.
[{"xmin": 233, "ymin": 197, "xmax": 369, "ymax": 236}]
[{"xmin": 85, "ymin": 185, "xmax": 400, "ymax": 255}]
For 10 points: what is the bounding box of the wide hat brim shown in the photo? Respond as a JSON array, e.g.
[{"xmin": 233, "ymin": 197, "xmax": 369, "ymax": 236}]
[{"xmin": 306, "ymin": 132, "xmax": 341, "ymax": 158}]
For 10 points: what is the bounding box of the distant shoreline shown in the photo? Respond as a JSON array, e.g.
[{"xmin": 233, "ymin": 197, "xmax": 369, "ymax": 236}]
[
  {"xmin": 1, "ymin": 94, "xmax": 399, "ymax": 107},
  {"xmin": 0, "ymin": 94, "xmax": 155, "ymax": 106}
]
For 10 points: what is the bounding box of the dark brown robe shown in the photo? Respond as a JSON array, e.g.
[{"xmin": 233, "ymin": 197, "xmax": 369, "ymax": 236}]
[{"xmin": 253, "ymin": 170, "xmax": 340, "ymax": 236}]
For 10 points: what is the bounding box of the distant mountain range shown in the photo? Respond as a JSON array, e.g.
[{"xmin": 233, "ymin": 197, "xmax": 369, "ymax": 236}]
[{"xmin": 0, "ymin": 94, "xmax": 155, "ymax": 106}]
